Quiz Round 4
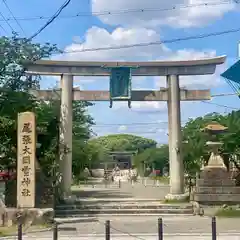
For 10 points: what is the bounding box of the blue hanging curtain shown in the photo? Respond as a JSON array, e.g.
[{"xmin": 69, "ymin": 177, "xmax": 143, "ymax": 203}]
[{"xmin": 109, "ymin": 67, "xmax": 132, "ymax": 107}]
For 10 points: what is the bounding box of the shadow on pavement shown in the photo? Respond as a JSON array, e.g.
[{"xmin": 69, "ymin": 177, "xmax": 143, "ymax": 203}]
[{"xmin": 71, "ymin": 188, "xmax": 133, "ymax": 199}]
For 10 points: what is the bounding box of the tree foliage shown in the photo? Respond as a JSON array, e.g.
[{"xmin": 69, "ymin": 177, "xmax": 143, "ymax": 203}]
[
  {"xmin": 89, "ymin": 134, "xmax": 157, "ymax": 153},
  {"xmin": 182, "ymin": 111, "xmax": 240, "ymax": 174},
  {"xmin": 133, "ymin": 110, "xmax": 240, "ymax": 177},
  {"xmin": 0, "ymin": 34, "xmax": 58, "ymax": 170},
  {"xmin": 0, "ymin": 34, "xmax": 94, "ymax": 179},
  {"xmin": 133, "ymin": 145, "xmax": 169, "ymax": 172}
]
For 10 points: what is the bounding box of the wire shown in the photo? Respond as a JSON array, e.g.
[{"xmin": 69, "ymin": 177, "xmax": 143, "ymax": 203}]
[
  {"xmin": 27, "ymin": 0, "xmax": 71, "ymax": 41},
  {"xmin": 1, "ymin": 0, "xmax": 26, "ymax": 36},
  {"xmin": 91, "ymin": 99, "xmax": 239, "ymax": 127},
  {"xmin": 0, "ymin": 0, "xmax": 235, "ymax": 22},
  {"xmin": 0, "ymin": 23, "xmax": 7, "ymax": 35},
  {"xmin": 211, "ymin": 93, "xmax": 238, "ymax": 97},
  {"xmin": 97, "ymin": 131, "xmax": 165, "ymax": 134},
  {"xmin": 58, "ymin": 27, "xmax": 240, "ymax": 54},
  {"xmin": 201, "ymin": 101, "xmax": 238, "ymax": 110},
  {"xmin": 93, "ymin": 121, "xmax": 176, "ymax": 126},
  {"xmin": 0, "ymin": 10, "xmax": 15, "ymax": 33}
]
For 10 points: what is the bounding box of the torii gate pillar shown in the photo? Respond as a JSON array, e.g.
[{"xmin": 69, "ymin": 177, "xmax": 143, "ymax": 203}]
[
  {"xmin": 166, "ymin": 75, "xmax": 185, "ymax": 200},
  {"xmin": 59, "ymin": 74, "xmax": 73, "ymax": 196}
]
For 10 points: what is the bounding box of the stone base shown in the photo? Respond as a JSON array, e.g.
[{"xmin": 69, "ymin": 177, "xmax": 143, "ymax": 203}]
[
  {"xmin": 91, "ymin": 169, "xmax": 104, "ymax": 178},
  {"xmin": 164, "ymin": 193, "xmax": 188, "ymax": 201},
  {"xmin": 0, "ymin": 208, "xmax": 53, "ymax": 227},
  {"xmin": 194, "ymin": 166, "xmax": 240, "ymax": 204}
]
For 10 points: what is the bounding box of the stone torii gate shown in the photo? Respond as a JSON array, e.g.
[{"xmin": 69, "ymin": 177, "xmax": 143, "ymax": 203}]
[{"xmin": 24, "ymin": 56, "xmax": 226, "ymax": 199}]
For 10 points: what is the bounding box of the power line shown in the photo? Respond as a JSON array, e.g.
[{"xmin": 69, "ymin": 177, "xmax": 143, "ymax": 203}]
[
  {"xmin": 93, "ymin": 121, "xmax": 175, "ymax": 126},
  {"xmin": 58, "ymin": 27, "xmax": 240, "ymax": 54},
  {"xmin": 27, "ymin": 0, "xmax": 72, "ymax": 41},
  {"xmin": 201, "ymin": 100, "xmax": 238, "ymax": 110},
  {"xmin": 97, "ymin": 131, "xmax": 163, "ymax": 134},
  {"xmin": 1, "ymin": 0, "xmax": 26, "ymax": 36},
  {"xmin": 0, "ymin": 10, "xmax": 15, "ymax": 33},
  {"xmin": 92, "ymin": 101, "xmax": 238, "ymax": 127},
  {"xmin": 0, "ymin": 0, "xmax": 235, "ymax": 22},
  {"xmin": 211, "ymin": 93, "xmax": 238, "ymax": 97},
  {"xmin": 0, "ymin": 23, "xmax": 7, "ymax": 35}
]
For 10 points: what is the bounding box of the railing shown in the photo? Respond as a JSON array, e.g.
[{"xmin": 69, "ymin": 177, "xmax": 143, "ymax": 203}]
[{"xmin": 15, "ymin": 217, "xmax": 218, "ymax": 240}]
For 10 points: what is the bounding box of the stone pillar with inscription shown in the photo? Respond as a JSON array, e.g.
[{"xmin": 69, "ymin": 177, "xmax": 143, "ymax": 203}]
[{"xmin": 17, "ymin": 112, "xmax": 36, "ymax": 208}]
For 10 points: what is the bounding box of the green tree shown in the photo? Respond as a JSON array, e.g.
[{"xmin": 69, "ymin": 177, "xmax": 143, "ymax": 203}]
[
  {"xmin": 0, "ymin": 34, "xmax": 58, "ymax": 170},
  {"xmin": 133, "ymin": 145, "xmax": 169, "ymax": 175},
  {"xmin": 89, "ymin": 134, "xmax": 157, "ymax": 153},
  {"xmin": 182, "ymin": 111, "xmax": 240, "ymax": 175},
  {"xmin": 0, "ymin": 35, "xmax": 95, "ymax": 179}
]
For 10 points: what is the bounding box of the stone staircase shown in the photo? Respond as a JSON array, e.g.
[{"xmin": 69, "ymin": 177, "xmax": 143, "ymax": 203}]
[{"xmin": 55, "ymin": 198, "xmax": 194, "ymax": 218}]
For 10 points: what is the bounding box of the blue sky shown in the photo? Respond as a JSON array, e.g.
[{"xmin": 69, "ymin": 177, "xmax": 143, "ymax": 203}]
[{"xmin": 1, "ymin": 0, "xmax": 240, "ymax": 143}]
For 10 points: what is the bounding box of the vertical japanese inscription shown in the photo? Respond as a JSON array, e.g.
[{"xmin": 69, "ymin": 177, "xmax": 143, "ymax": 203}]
[{"xmin": 17, "ymin": 112, "xmax": 36, "ymax": 208}]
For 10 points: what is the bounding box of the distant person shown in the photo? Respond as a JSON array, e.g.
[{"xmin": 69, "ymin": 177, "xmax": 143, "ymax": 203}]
[
  {"xmin": 129, "ymin": 166, "xmax": 137, "ymax": 182},
  {"xmin": 144, "ymin": 166, "xmax": 151, "ymax": 177},
  {"xmin": 83, "ymin": 167, "xmax": 90, "ymax": 184}
]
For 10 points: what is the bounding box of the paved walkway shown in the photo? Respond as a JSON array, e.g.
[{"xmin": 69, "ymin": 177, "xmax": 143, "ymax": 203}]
[
  {"xmin": 9, "ymin": 216, "xmax": 238, "ymax": 240},
  {"xmin": 72, "ymin": 180, "xmax": 170, "ymax": 200},
  {"xmin": 56, "ymin": 216, "xmax": 240, "ymax": 235},
  {"xmin": 1, "ymin": 216, "xmax": 240, "ymax": 239}
]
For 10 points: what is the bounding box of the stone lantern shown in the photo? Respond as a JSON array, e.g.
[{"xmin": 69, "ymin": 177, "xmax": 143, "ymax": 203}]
[
  {"xmin": 193, "ymin": 122, "xmax": 240, "ymax": 204},
  {"xmin": 204, "ymin": 122, "xmax": 228, "ymax": 169}
]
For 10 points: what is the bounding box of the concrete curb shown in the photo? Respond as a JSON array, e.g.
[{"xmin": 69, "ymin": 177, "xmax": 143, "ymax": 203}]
[
  {"xmin": 55, "ymin": 232, "xmax": 240, "ymax": 237},
  {"xmin": 55, "ymin": 217, "xmax": 98, "ymax": 224}
]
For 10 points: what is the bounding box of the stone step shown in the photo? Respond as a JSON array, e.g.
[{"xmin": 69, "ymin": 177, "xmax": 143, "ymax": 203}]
[
  {"xmin": 196, "ymin": 186, "xmax": 240, "ymax": 194},
  {"xmin": 56, "ymin": 203, "xmax": 193, "ymax": 210},
  {"xmin": 73, "ymin": 198, "xmax": 166, "ymax": 203},
  {"xmin": 193, "ymin": 193, "xmax": 240, "ymax": 203},
  {"xmin": 196, "ymin": 179, "xmax": 235, "ymax": 186},
  {"xmin": 55, "ymin": 207, "xmax": 193, "ymax": 217}
]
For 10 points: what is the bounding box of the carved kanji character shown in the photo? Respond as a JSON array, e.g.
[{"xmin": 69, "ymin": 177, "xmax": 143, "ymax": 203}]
[
  {"xmin": 22, "ymin": 123, "xmax": 32, "ymax": 133},
  {"xmin": 22, "ymin": 135, "xmax": 32, "ymax": 144},
  {"xmin": 22, "ymin": 145, "xmax": 31, "ymax": 155},
  {"xmin": 21, "ymin": 189, "xmax": 31, "ymax": 197}
]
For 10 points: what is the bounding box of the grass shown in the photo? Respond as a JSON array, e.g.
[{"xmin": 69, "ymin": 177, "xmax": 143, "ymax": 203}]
[
  {"xmin": 0, "ymin": 226, "xmax": 17, "ymax": 237},
  {"xmin": 0, "ymin": 224, "xmax": 50, "ymax": 237},
  {"xmin": 150, "ymin": 176, "xmax": 169, "ymax": 184},
  {"xmin": 215, "ymin": 207, "xmax": 240, "ymax": 218}
]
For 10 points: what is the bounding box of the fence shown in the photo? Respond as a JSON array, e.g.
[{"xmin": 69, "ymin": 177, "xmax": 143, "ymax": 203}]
[{"xmin": 15, "ymin": 217, "xmax": 218, "ymax": 240}]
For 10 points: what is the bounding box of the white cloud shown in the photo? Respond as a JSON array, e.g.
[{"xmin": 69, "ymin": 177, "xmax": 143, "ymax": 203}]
[
  {"xmin": 59, "ymin": 27, "xmax": 170, "ymax": 61},
  {"xmin": 59, "ymin": 27, "xmax": 226, "ymax": 89},
  {"xmin": 110, "ymin": 101, "xmax": 167, "ymax": 112},
  {"xmin": 118, "ymin": 125, "xmax": 127, "ymax": 132},
  {"xmin": 131, "ymin": 102, "xmax": 167, "ymax": 112},
  {"xmin": 92, "ymin": 0, "xmax": 237, "ymax": 28}
]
